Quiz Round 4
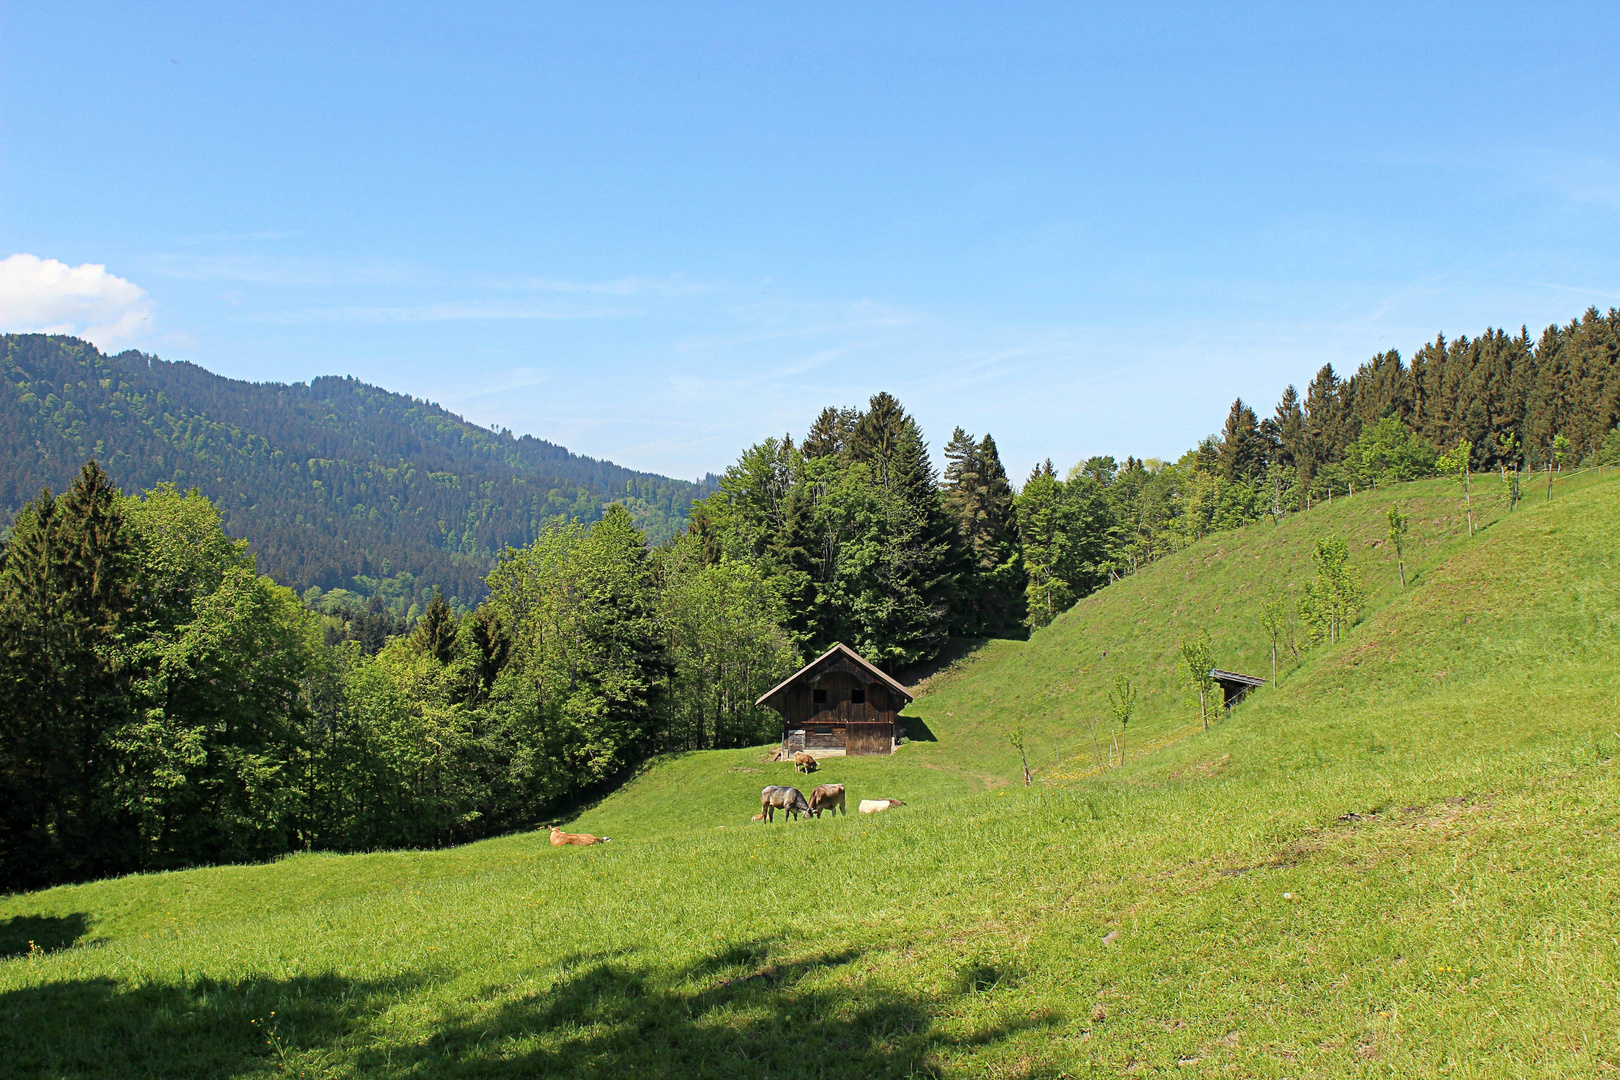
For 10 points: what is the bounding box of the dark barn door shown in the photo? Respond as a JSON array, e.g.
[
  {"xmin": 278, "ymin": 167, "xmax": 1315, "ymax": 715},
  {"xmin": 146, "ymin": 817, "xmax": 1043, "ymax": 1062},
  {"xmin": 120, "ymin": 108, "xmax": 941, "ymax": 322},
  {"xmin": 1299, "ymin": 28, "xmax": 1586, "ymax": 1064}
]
[{"xmin": 846, "ymin": 723, "xmax": 893, "ymax": 756}]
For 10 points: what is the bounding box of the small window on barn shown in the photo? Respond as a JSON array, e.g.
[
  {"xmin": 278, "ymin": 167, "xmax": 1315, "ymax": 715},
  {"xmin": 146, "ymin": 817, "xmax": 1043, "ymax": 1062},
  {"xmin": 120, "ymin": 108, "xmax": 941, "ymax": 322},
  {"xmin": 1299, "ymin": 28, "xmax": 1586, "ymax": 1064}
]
[
  {"xmin": 812, "ymin": 689, "xmax": 827, "ymax": 704},
  {"xmin": 850, "ymin": 689, "xmax": 865, "ymax": 704}
]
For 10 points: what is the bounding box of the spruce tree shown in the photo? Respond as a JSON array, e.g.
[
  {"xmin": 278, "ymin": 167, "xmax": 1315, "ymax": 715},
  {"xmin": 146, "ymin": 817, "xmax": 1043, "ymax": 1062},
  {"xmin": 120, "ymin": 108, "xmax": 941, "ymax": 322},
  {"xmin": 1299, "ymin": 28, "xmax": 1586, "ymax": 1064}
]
[
  {"xmin": 942, "ymin": 429, "xmax": 1024, "ymax": 637},
  {"xmin": 1304, "ymin": 364, "xmax": 1352, "ymax": 460},
  {"xmin": 415, "ymin": 586, "xmax": 458, "ymax": 664},
  {"xmin": 849, "ymin": 392, "xmax": 908, "ymax": 481},
  {"xmin": 1217, "ymin": 399, "xmax": 1266, "ymax": 483},
  {"xmin": 1273, "ymin": 385, "xmax": 1307, "ymax": 469},
  {"xmin": 0, "ymin": 462, "xmax": 139, "ymax": 887},
  {"xmin": 803, "ymin": 406, "xmax": 857, "ymax": 459},
  {"xmin": 467, "ymin": 607, "xmax": 511, "ymax": 699}
]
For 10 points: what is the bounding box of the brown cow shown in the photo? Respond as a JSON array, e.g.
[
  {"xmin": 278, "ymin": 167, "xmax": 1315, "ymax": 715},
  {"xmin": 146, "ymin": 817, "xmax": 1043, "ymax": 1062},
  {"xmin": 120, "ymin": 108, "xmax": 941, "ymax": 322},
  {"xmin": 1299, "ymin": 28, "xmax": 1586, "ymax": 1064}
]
[
  {"xmin": 759, "ymin": 785, "xmax": 812, "ymax": 822},
  {"xmin": 808, "ymin": 783, "xmax": 845, "ymax": 818},
  {"xmin": 793, "ymin": 751, "xmax": 818, "ymax": 774},
  {"xmin": 549, "ymin": 825, "xmax": 610, "ymax": 846}
]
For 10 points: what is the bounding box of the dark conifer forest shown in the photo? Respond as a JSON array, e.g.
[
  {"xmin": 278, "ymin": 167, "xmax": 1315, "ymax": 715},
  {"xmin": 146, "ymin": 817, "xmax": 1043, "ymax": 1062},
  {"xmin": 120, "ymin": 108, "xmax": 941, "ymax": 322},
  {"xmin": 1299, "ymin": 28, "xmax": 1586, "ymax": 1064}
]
[
  {"xmin": 0, "ymin": 334, "xmax": 715, "ymax": 614},
  {"xmin": 1, "ymin": 308, "xmax": 1616, "ymax": 889}
]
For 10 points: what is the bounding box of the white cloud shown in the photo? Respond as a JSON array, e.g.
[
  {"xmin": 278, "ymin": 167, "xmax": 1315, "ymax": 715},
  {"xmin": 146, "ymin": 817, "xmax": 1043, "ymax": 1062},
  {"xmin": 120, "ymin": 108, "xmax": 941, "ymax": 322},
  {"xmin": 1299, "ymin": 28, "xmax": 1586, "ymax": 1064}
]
[{"xmin": 0, "ymin": 254, "xmax": 153, "ymax": 348}]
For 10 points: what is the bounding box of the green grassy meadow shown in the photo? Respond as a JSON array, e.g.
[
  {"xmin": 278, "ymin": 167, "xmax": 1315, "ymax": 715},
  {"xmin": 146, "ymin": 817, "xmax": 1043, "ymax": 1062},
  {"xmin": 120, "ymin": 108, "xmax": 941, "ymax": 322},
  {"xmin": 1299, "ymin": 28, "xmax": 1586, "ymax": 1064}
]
[{"xmin": 3, "ymin": 469, "xmax": 1618, "ymax": 1077}]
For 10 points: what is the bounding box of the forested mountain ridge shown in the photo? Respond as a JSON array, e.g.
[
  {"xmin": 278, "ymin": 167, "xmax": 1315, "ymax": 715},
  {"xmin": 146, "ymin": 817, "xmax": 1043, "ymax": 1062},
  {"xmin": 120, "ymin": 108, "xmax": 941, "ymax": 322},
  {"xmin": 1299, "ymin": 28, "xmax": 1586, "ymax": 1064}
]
[{"xmin": 0, "ymin": 334, "xmax": 715, "ymax": 609}]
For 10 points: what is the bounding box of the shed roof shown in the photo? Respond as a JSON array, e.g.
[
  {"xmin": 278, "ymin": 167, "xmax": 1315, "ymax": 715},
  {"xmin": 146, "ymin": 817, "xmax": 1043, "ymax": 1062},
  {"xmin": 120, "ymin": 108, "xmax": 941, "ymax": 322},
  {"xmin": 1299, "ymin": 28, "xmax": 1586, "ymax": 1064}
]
[
  {"xmin": 755, "ymin": 642, "xmax": 915, "ymax": 708},
  {"xmin": 1209, "ymin": 668, "xmax": 1268, "ymax": 688}
]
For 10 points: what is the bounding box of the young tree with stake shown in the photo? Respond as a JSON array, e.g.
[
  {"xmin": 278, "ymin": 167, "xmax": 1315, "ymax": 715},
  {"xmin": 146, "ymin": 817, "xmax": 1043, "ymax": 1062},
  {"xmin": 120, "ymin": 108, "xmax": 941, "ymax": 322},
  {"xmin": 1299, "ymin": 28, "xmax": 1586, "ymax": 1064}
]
[
  {"xmin": 1386, "ymin": 504, "xmax": 1409, "ymax": 588},
  {"xmin": 1299, "ymin": 535, "xmax": 1365, "ymax": 646},
  {"xmin": 1545, "ymin": 434, "xmax": 1570, "ymax": 502},
  {"xmin": 1260, "ymin": 590, "xmax": 1288, "ymax": 683},
  {"xmin": 1437, "ymin": 439, "xmax": 1474, "ymax": 537},
  {"xmin": 1108, "ymin": 674, "xmax": 1136, "ymax": 764},
  {"xmin": 1497, "ymin": 433, "xmax": 1521, "ymax": 512},
  {"xmin": 1008, "ymin": 725, "xmax": 1031, "ymax": 786},
  {"xmin": 1180, "ymin": 632, "xmax": 1216, "ymax": 731}
]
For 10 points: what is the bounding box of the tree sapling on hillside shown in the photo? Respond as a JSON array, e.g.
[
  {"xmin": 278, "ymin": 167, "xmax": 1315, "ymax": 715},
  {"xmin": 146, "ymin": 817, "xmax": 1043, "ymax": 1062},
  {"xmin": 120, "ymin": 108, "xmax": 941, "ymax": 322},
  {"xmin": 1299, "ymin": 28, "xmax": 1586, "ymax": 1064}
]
[
  {"xmin": 1260, "ymin": 589, "xmax": 1289, "ymax": 683},
  {"xmin": 1548, "ymin": 433, "xmax": 1571, "ymax": 502},
  {"xmin": 1437, "ymin": 439, "xmax": 1474, "ymax": 537},
  {"xmin": 1497, "ymin": 433, "xmax": 1522, "ymax": 512},
  {"xmin": 1300, "ymin": 535, "xmax": 1365, "ymax": 646},
  {"xmin": 1386, "ymin": 505, "xmax": 1409, "ymax": 588},
  {"xmin": 1008, "ymin": 725, "xmax": 1031, "ymax": 786},
  {"xmin": 1108, "ymin": 674, "xmax": 1136, "ymax": 763},
  {"xmin": 1179, "ymin": 632, "xmax": 1216, "ymax": 731}
]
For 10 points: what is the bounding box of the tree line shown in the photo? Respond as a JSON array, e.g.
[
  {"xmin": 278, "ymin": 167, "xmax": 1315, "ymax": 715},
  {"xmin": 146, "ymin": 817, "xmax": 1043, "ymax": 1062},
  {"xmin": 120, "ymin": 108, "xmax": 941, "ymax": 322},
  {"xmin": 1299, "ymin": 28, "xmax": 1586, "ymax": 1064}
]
[{"xmin": 0, "ymin": 464, "xmax": 792, "ymax": 890}]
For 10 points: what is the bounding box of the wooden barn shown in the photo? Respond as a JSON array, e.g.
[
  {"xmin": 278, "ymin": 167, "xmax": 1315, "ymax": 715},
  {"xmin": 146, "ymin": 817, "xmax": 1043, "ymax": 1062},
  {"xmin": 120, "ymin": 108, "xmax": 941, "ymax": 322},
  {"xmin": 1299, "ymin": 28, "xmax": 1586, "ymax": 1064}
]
[{"xmin": 755, "ymin": 643, "xmax": 913, "ymax": 757}]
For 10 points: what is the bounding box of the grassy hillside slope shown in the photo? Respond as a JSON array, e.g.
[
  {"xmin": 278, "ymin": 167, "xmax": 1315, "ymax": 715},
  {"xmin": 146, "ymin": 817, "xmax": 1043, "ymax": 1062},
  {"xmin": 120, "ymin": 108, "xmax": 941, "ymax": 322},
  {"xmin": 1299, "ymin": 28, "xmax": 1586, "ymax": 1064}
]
[
  {"xmin": 572, "ymin": 471, "xmax": 1585, "ymax": 842},
  {"xmin": 2, "ymin": 469, "xmax": 1616, "ymax": 1078}
]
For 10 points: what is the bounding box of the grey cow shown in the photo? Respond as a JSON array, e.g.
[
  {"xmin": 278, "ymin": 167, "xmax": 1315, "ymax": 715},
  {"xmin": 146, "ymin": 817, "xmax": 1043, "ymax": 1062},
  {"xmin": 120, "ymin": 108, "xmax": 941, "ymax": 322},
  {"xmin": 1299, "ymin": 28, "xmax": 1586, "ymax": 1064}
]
[{"xmin": 758, "ymin": 785, "xmax": 812, "ymax": 822}]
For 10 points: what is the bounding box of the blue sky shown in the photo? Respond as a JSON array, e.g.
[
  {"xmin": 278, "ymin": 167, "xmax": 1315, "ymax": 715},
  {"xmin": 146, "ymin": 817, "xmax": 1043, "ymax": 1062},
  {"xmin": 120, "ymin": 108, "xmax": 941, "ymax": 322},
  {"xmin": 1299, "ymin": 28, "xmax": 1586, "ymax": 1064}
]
[{"xmin": 3, "ymin": 3, "xmax": 1617, "ymax": 481}]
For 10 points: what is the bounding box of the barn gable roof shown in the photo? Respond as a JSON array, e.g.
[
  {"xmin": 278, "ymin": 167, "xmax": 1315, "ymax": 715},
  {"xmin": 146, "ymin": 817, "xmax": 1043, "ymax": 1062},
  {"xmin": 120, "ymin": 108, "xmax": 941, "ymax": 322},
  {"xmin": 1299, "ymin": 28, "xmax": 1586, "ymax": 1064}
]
[{"xmin": 754, "ymin": 642, "xmax": 915, "ymax": 708}]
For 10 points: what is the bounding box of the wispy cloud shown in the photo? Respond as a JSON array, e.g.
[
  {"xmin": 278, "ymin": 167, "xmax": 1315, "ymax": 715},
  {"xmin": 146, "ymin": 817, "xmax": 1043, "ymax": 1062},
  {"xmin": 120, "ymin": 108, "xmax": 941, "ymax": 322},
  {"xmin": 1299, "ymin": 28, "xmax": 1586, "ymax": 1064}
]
[
  {"xmin": 251, "ymin": 302, "xmax": 643, "ymax": 325},
  {"xmin": 1531, "ymin": 281, "xmax": 1620, "ymax": 302},
  {"xmin": 492, "ymin": 274, "xmax": 716, "ymax": 298},
  {"xmin": 142, "ymin": 252, "xmax": 415, "ymax": 287},
  {"xmin": 443, "ymin": 367, "xmax": 553, "ymax": 404},
  {"xmin": 0, "ymin": 253, "xmax": 153, "ymax": 348}
]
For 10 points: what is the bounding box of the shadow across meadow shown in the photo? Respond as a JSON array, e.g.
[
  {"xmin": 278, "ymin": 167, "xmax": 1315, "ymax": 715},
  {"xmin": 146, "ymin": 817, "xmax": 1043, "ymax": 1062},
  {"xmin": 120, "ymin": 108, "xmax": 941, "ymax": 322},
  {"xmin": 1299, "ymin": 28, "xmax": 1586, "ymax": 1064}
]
[
  {"xmin": 1, "ymin": 939, "xmax": 1059, "ymax": 1079},
  {"xmin": 368, "ymin": 940, "xmax": 1060, "ymax": 1079},
  {"xmin": 0, "ymin": 912, "xmax": 90, "ymax": 957}
]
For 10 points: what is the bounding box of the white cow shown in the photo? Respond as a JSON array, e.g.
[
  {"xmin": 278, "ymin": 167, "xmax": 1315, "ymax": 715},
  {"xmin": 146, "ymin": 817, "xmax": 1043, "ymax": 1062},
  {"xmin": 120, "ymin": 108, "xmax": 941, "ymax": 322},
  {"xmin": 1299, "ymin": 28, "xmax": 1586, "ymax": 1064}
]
[{"xmin": 859, "ymin": 798, "xmax": 905, "ymax": 814}]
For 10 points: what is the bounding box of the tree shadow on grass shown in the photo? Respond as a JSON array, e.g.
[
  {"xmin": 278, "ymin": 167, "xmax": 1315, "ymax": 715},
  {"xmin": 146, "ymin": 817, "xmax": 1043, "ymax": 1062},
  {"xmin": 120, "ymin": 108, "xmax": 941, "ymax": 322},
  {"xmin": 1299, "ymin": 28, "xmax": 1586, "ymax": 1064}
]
[
  {"xmin": 0, "ymin": 970, "xmax": 430, "ymax": 1078},
  {"xmin": 366, "ymin": 939, "xmax": 1062, "ymax": 1079},
  {"xmin": 0, "ymin": 912, "xmax": 90, "ymax": 957},
  {"xmin": 1, "ymin": 939, "xmax": 1058, "ymax": 1079}
]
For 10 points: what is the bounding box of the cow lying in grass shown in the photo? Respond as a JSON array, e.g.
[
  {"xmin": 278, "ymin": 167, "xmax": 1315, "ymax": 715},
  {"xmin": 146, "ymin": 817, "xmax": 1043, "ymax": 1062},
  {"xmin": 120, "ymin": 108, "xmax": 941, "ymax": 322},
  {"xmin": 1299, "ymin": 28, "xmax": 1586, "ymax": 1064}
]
[
  {"xmin": 808, "ymin": 783, "xmax": 845, "ymax": 818},
  {"xmin": 759, "ymin": 785, "xmax": 812, "ymax": 822},
  {"xmin": 549, "ymin": 825, "xmax": 610, "ymax": 846},
  {"xmin": 858, "ymin": 799, "xmax": 905, "ymax": 814},
  {"xmin": 793, "ymin": 751, "xmax": 818, "ymax": 773}
]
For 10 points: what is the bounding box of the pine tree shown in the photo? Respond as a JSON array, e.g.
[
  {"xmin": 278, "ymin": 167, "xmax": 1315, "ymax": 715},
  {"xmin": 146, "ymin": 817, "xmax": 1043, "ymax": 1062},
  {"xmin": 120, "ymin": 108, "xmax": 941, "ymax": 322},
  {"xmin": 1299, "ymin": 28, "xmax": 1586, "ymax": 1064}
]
[
  {"xmin": 414, "ymin": 587, "xmax": 458, "ymax": 664},
  {"xmin": 803, "ymin": 406, "xmax": 857, "ymax": 459},
  {"xmin": 0, "ymin": 462, "xmax": 140, "ymax": 887},
  {"xmin": 467, "ymin": 608, "xmax": 511, "ymax": 699},
  {"xmin": 1217, "ymin": 399, "xmax": 1266, "ymax": 483},
  {"xmin": 942, "ymin": 429, "xmax": 1024, "ymax": 637},
  {"xmin": 1273, "ymin": 385, "xmax": 1307, "ymax": 470},
  {"xmin": 1304, "ymin": 364, "xmax": 1351, "ymax": 461},
  {"xmin": 848, "ymin": 392, "xmax": 908, "ymax": 481}
]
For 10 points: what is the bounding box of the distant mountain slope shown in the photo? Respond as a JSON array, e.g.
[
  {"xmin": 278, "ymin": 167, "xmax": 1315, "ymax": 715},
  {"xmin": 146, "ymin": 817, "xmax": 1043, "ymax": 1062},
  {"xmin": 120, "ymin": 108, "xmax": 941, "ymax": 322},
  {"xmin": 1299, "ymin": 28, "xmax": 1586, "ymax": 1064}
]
[{"xmin": 0, "ymin": 334, "xmax": 714, "ymax": 608}]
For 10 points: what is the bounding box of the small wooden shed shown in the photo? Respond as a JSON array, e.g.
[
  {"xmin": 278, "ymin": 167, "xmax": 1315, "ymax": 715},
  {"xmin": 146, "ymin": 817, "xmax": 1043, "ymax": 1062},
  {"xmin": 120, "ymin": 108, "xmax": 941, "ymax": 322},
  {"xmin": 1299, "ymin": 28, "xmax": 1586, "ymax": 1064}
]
[
  {"xmin": 755, "ymin": 643, "xmax": 913, "ymax": 757},
  {"xmin": 1210, "ymin": 668, "xmax": 1267, "ymax": 708}
]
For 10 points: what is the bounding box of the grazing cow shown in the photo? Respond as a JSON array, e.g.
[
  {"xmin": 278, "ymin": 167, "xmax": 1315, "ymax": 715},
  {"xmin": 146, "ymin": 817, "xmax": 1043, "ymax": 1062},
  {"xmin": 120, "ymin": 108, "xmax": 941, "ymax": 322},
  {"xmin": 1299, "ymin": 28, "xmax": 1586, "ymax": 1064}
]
[
  {"xmin": 808, "ymin": 783, "xmax": 846, "ymax": 818},
  {"xmin": 759, "ymin": 785, "xmax": 812, "ymax": 822},
  {"xmin": 793, "ymin": 751, "xmax": 818, "ymax": 774},
  {"xmin": 858, "ymin": 799, "xmax": 905, "ymax": 814},
  {"xmin": 549, "ymin": 825, "xmax": 610, "ymax": 846}
]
